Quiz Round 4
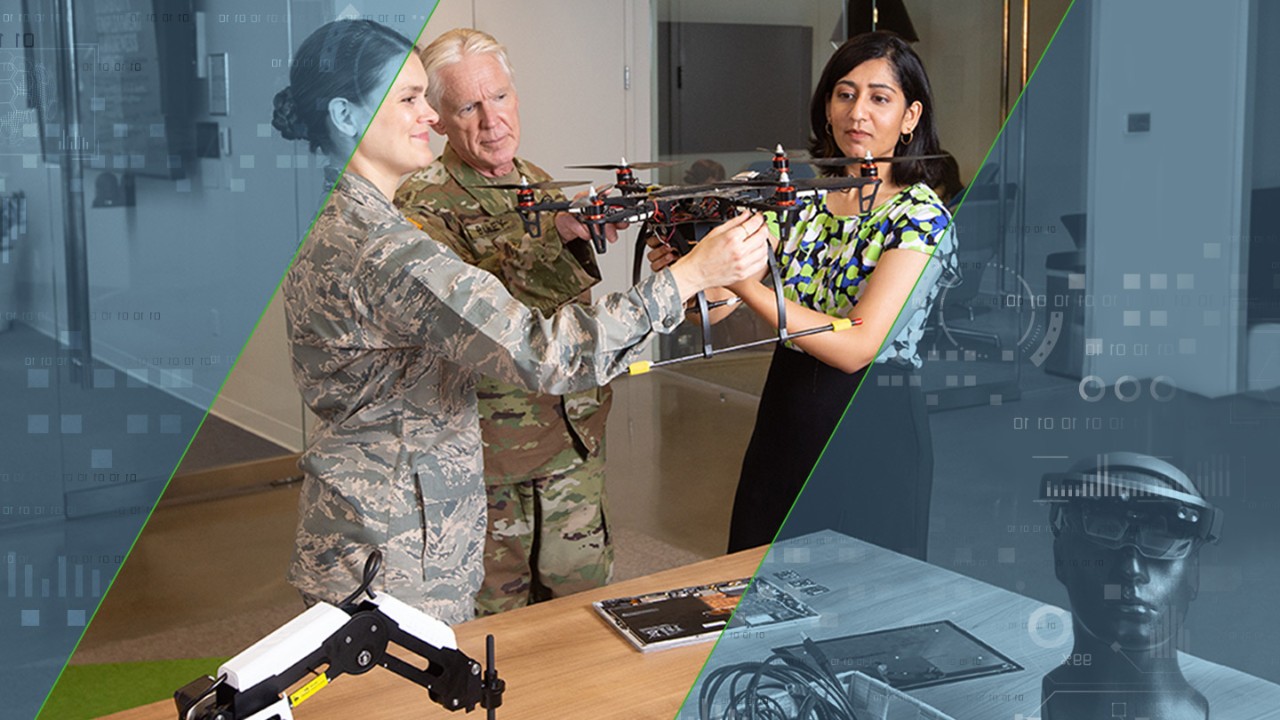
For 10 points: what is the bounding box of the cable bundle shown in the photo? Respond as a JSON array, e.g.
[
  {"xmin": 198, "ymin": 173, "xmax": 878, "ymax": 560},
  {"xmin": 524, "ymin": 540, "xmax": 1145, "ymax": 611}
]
[{"xmin": 697, "ymin": 640, "xmax": 861, "ymax": 720}]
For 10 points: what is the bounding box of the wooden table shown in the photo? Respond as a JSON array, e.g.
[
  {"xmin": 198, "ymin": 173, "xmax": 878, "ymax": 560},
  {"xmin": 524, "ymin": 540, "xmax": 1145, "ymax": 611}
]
[
  {"xmin": 109, "ymin": 531, "xmax": 1280, "ymax": 719},
  {"xmin": 104, "ymin": 548, "xmax": 767, "ymax": 720}
]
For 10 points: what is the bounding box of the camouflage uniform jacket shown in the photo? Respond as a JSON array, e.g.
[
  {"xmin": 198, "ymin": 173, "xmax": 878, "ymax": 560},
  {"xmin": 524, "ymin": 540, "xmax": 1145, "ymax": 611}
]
[
  {"xmin": 282, "ymin": 171, "xmax": 682, "ymax": 623},
  {"xmin": 397, "ymin": 145, "xmax": 609, "ymax": 484}
]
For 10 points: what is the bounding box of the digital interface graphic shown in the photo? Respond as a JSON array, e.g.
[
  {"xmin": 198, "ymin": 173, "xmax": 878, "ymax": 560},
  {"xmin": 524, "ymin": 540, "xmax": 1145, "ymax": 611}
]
[
  {"xmin": 0, "ymin": 2, "xmax": 436, "ymax": 716},
  {"xmin": 3, "ymin": 0, "xmax": 1279, "ymax": 718}
]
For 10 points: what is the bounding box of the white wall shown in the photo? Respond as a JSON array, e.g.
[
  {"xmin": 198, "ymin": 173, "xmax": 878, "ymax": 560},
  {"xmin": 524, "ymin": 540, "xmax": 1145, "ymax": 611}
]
[
  {"xmin": 1085, "ymin": 0, "xmax": 1250, "ymax": 397},
  {"xmin": 213, "ymin": 289, "xmax": 305, "ymax": 451}
]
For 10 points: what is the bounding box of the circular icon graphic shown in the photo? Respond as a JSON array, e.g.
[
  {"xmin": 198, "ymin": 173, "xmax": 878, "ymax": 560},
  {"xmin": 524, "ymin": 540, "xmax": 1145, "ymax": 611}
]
[
  {"xmin": 1078, "ymin": 375, "xmax": 1107, "ymax": 402},
  {"xmin": 1027, "ymin": 605, "xmax": 1072, "ymax": 649},
  {"xmin": 937, "ymin": 260, "xmax": 1063, "ymax": 367},
  {"xmin": 1150, "ymin": 375, "xmax": 1177, "ymax": 402},
  {"xmin": 1114, "ymin": 375, "xmax": 1142, "ymax": 402}
]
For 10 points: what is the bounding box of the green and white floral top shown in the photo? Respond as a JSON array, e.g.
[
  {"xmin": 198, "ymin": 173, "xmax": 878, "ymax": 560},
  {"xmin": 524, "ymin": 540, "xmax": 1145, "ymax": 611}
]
[{"xmin": 771, "ymin": 181, "xmax": 956, "ymax": 368}]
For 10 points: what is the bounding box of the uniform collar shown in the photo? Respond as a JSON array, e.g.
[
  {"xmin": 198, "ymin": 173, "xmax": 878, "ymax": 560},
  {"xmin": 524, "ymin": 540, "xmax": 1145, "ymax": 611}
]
[
  {"xmin": 336, "ymin": 169, "xmax": 399, "ymax": 217},
  {"xmin": 439, "ymin": 144, "xmax": 553, "ymax": 216}
]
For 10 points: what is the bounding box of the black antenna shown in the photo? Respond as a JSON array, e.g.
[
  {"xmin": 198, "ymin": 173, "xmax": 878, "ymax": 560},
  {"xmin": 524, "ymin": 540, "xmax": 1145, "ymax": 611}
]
[{"xmin": 484, "ymin": 633, "xmax": 505, "ymax": 720}]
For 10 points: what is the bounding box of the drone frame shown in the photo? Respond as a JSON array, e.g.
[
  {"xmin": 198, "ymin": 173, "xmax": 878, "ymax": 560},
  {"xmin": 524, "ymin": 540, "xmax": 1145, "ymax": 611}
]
[
  {"xmin": 627, "ymin": 147, "xmax": 886, "ymax": 373},
  {"xmin": 491, "ymin": 147, "xmax": 935, "ymax": 372}
]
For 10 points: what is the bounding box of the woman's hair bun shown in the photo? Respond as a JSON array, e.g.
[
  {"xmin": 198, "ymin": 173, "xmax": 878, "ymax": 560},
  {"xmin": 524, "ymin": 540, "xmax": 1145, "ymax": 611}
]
[
  {"xmin": 271, "ymin": 86, "xmax": 307, "ymax": 141},
  {"xmin": 273, "ymin": 20, "xmax": 414, "ymax": 153}
]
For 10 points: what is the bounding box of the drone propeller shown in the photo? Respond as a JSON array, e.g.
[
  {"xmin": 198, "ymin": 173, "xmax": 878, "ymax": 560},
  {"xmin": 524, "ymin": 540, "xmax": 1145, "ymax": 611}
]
[
  {"xmin": 729, "ymin": 175, "xmax": 879, "ymax": 191},
  {"xmin": 513, "ymin": 183, "xmax": 628, "ymax": 209},
  {"xmin": 482, "ymin": 179, "xmax": 593, "ymax": 191},
  {"xmin": 566, "ymin": 159, "xmax": 677, "ymax": 196},
  {"xmin": 755, "ymin": 145, "xmax": 808, "ymax": 157},
  {"xmin": 565, "ymin": 160, "xmax": 679, "ymax": 171},
  {"xmin": 801, "ymin": 153, "xmax": 951, "ymax": 168}
]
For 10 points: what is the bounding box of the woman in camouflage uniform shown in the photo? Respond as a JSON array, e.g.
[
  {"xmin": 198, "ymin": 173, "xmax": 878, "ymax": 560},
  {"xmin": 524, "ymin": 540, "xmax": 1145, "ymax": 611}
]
[{"xmin": 271, "ymin": 20, "xmax": 770, "ymax": 624}]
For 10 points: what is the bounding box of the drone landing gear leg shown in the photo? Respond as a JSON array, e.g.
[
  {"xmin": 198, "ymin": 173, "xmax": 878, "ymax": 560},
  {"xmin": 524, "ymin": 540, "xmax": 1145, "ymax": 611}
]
[
  {"xmin": 771, "ymin": 210, "xmax": 796, "ymax": 343},
  {"xmin": 857, "ymin": 181, "xmax": 881, "ymax": 216},
  {"xmin": 696, "ymin": 291, "xmax": 714, "ymax": 359},
  {"xmin": 586, "ymin": 222, "xmax": 607, "ymax": 254},
  {"xmin": 518, "ymin": 210, "xmax": 542, "ymax": 238}
]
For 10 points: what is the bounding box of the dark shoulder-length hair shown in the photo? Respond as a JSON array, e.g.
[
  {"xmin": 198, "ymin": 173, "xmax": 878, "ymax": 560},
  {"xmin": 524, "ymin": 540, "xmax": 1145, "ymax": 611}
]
[
  {"xmin": 808, "ymin": 31, "xmax": 942, "ymax": 187},
  {"xmin": 271, "ymin": 19, "xmax": 415, "ymax": 154}
]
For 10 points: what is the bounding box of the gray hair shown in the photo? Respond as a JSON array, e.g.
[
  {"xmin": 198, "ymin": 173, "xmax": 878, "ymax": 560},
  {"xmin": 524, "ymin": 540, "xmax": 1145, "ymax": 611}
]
[{"xmin": 421, "ymin": 28, "xmax": 516, "ymax": 110}]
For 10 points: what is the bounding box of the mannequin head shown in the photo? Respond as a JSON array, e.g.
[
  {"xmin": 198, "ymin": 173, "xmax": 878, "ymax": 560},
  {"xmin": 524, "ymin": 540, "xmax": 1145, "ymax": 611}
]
[{"xmin": 1045, "ymin": 453, "xmax": 1220, "ymax": 652}]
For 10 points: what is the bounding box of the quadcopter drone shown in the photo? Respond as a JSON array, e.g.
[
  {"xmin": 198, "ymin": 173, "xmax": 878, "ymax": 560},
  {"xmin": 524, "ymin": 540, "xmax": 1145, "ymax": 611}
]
[
  {"xmin": 175, "ymin": 552, "xmax": 505, "ymax": 720},
  {"xmin": 487, "ymin": 146, "xmax": 946, "ymax": 372}
]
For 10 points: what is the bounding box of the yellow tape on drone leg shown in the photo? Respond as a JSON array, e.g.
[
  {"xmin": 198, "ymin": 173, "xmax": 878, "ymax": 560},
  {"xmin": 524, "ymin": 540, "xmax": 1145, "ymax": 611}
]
[
  {"xmin": 629, "ymin": 361, "xmax": 653, "ymax": 375},
  {"xmin": 831, "ymin": 318, "xmax": 853, "ymax": 332}
]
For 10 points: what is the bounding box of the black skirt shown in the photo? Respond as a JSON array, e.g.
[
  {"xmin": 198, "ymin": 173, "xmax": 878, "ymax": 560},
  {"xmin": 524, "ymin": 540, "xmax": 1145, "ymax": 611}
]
[{"xmin": 727, "ymin": 346, "xmax": 933, "ymax": 559}]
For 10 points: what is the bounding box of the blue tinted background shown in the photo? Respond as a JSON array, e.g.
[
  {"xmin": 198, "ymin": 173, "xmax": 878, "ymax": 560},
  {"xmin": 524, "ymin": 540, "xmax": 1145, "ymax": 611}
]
[
  {"xmin": 687, "ymin": 0, "xmax": 1280, "ymax": 715},
  {"xmin": 0, "ymin": 2, "xmax": 434, "ymax": 716}
]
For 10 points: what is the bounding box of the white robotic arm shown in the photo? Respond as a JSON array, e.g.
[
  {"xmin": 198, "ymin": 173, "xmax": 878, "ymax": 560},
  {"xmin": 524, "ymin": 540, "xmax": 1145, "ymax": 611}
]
[{"xmin": 175, "ymin": 552, "xmax": 504, "ymax": 720}]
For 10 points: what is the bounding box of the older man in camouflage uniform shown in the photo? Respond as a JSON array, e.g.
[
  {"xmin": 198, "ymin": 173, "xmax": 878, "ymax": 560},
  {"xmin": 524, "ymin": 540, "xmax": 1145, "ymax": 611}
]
[{"xmin": 396, "ymin": 28, "xmax": 619, "ymax": 615}]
